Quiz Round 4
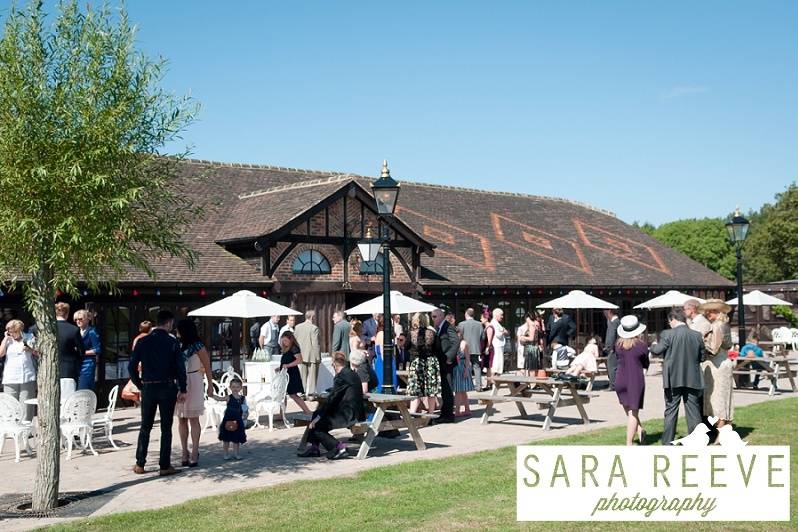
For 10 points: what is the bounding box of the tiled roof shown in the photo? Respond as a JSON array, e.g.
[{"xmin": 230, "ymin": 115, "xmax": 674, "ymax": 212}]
[{"xmin": 124, "ymin": 159, "xmax": 732, "ymax": 288}]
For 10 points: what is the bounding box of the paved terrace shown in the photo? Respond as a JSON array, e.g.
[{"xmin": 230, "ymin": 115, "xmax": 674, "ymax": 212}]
[{"xmin": 1, "ymin": 372, "xmax": 793, "ymax": 530}]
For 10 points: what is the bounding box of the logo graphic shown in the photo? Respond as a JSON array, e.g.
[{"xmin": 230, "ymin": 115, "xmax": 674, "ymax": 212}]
[
  {"xmin": 670, "ymin": 417, "xmax": 747, "ymax": 449},
  {"xmin": 517, "ymin": 443, "xmax": 789, "ymax": 521}
]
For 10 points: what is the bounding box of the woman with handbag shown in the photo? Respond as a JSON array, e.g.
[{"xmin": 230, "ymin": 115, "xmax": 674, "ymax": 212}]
[
  {"xmin": 175, "ymin": 319, "xmax": 214, "ymax": 467},
  {"xmin": 218, "ymin": 377, "xmax": 247, "ymax": 460}
]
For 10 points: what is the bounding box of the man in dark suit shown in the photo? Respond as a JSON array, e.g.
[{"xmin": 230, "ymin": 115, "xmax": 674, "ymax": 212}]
[
  {"xmin": 432, "ymin": 307, "xmax": 458, "ymax": 423},
  {"xmin": 547, "ymin": 308, "xmax": 576, "ymax": 345},
  {"xmin": 55, "ymin": 302, "xmax": 85, "ymax": 384},
  {"xmin": 129, "ymin": 310, "xmax": 186, "ymax": 476},
  {"xmin": 331, "ymin": 311, "xmax": 351, "ymax": 358},
  {"xmin": 650, "ymin": 307, "xmax": 705, "ymax": 445},
  {"xmin": 299, "ymin": 351, "xmax": 366, "ymax": 460},
  {"xmin": 603, "ymin": 308, "xmax": 620, "ymax": 391}
]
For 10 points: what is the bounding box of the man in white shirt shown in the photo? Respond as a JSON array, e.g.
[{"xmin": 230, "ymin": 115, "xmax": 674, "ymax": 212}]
[{"xmin": 279, "ymin": 316, "xmax": 296, "ymax": 341}]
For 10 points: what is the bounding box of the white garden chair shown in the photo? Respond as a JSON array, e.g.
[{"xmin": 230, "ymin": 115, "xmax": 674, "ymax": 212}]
[
  {"xmin": 0, "ymin": 393, "xmax": 33, "ymax": 463},
  {"xmin": 201, "ymin": 376, "xmax": 227, "ymax": 435},
  {"xmin": 60, "ymin": 390, "xmax": 98, "ymax": 460},
  {"xmin": 219, "ymin": 366, "xmax": 243, "ymax": 391},
  {"xmin": 251, "ymin": 369, "xmax": 291, "ymax": 431},
  {"xmin": 91, "ymin": 385, "xmax": 120, "ymax": 450}
]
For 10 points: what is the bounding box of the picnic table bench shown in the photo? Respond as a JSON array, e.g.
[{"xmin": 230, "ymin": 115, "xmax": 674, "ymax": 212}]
[
  {"xmin": 297, "ymin": 393, "xmax": 432, "ymax": 459},
  {"xmin": 733, "ymin": 355, "xmax": 797, "ymax": 396},
  {"xmin": 476, "ymin": 374, "xmax": 593, "ymax": 430}
]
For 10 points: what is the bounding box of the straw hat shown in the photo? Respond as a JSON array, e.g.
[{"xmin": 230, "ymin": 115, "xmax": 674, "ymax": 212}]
[
  {"xmin": 698, "ymin": 299, "xmax": 732, "ymax": 314},
  {"xmin": 617, "ymin": 315, "xmax": 646, "ymax": 339}
]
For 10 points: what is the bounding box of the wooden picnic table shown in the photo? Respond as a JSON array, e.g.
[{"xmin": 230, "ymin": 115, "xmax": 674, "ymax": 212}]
[
  {"xmin": 475, "ymin": 374, "xmax": 592, "ymax": 430},
  {"xmin": 733, "ymin": 355, "xmax": 797, "ymax": 395},
  {"xmin": 396, "ymin": 369, "xmax": 410, "ymax": 389},
  {"xmin": 297, "ymin": 392, "xmax": 430, "ymax": 460}
]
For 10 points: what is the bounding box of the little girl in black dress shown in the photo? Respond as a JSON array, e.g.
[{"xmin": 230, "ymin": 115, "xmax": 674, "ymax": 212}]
[{"xmin": 218, "ymin": 377, "xmax": 247, "ymax": 459}]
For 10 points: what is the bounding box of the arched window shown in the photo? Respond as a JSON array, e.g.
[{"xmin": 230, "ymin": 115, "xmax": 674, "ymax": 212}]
[
  {"xmin": 360, "ymin": 253, "xmax": 392, "ymax": 275},
  {"xmin": 292, "ymin": 250, "xmax": 331, "ymax": 274}
]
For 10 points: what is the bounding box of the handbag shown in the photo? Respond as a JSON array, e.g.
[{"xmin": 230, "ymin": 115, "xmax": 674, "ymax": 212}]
[
  {"xmin": 224, "ymin": 419, "xmax": 239, "ymax": 431},
  {"xmin": 121, "ymin": 379, "xmax": 141, "ymax": 403}
]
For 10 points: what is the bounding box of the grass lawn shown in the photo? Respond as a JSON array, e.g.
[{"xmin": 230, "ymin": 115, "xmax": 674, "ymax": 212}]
[{"xmin": 48, "ymin": 398, "xmax": 797, "ymax": 531}]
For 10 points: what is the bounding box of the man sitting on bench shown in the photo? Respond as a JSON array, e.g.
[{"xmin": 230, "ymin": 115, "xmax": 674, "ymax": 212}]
[{"xmin": 298, "ymin": 351, "xmax": 366, "ymax": 460}]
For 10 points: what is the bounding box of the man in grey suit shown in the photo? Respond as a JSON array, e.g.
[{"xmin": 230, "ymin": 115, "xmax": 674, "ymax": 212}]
[
  {"xmin": 603, "ymin": 309, "xmax": 620, "ymax": 391},
  {"xmin": 650, "ymin": 307, "xmax": 705, "ymax": 445},
  {"xmin": 294, "ymin": 310, "xmax": 321, "ymax": 396},
  {"xmin": 331, "ymin": 311, "xmax": 350, "ymax": 358},
  {"xmin": 457, "ymin": 308, "xmax": 484, "ymax": 391}
]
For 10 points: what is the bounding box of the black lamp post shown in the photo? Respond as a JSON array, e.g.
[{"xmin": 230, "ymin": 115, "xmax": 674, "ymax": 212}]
[
  {"xmin": 725, "ymin": 208, "xmax": 751, "ymax": 345},
  {"xmin": 359, "ymin": 160, "xmax": 400, "ymax": 393}
]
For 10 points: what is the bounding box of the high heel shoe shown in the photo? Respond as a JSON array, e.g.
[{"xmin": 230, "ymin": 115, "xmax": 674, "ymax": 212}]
[
  {"xmin": 189, "ymin": 452, "xmax": 200, "ymax": 468},
  {"xmin": 181, "ymin": 452, "xmax": 190, "ymax": 467},
  {"xmin": 638, "ymin": 429, "xmax": 647, "ymax": 445}
]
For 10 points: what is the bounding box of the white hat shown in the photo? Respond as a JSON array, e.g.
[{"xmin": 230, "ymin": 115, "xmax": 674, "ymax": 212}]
[{"xmin": 617, "ymin": 315, "xmax": 646, "ymax": 339}]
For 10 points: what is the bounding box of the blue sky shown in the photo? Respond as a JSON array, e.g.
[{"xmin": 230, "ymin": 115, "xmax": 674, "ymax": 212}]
[{"xmin": 5, "ymin": 1, "xmax": 798, "ymax": 224}]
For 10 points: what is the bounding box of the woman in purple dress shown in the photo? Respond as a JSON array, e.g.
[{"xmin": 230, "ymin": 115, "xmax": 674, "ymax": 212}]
[{"xmin": 614, "ymin": 315, "xmax": 650, "ymax": 445}]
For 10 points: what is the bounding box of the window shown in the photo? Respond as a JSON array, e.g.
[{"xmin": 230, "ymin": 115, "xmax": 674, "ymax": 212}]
[
  {"xmin": 292, "ymin": 250, "xmax": 331, "ymax": 274},
  {"xmin": 359, "ymin": 253, "xmax": 392, "ymax": 275}
]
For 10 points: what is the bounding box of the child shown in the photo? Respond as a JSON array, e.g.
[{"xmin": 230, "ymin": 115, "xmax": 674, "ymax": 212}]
[
  {"xmin": 452, "ymin": 338, "xmax": 474, "ymax": 416},
  {"xmin": 218, "ymin": 377, "xmax": 247, "ymax": 460},
  {"xmin": 551, "ymin": 340, "xmax": 576, "ymax": 370},
  {"xmin": 561, "ymin": 337, "xmax": 601, "ymax": 379}
]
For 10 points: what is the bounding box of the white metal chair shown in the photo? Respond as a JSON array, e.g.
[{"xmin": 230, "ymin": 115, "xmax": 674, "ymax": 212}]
[
  {"xmin": 60, "ymin": 390, "xmax": 98, "ymax": 460},
  {"xmin": 251, "ymin": 369, "xmax": 291, "ymax": 431},
  {"xmin": 0, "ymin": 393, "xmax": 33, "ymax": 463},
  {"xmin": 91, "ymin": 385, "xmax": 120, "ymax": 450},
  {"xmin": 219, "ymin": 366, "xmax": 243, "ymax": 390},
  {"xmin": 201, "ymin": 376, "xmax": 227, "ymax": 435}
]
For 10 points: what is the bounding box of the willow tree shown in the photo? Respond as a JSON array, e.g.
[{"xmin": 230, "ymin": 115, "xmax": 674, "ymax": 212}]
[{"xmin": 0, "ymin": 1, "xmax": 199, "ymax": 510}]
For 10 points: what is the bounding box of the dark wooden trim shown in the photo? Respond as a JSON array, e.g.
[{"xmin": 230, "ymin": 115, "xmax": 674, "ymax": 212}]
[
  {"xmin": 262, "ymin": 246, "xmax": 270, "ymax": 277},
  {"xmin": 391, "ymin": 247, "xmax": 414, "ymax": 281},
  {"xmin": 360, "ymin": 202, "xmax": 365, "ymax": 236},
  {"xmin": 343, "ymin": 193, "xmax": 348, "ymax": 236},
  {"xmin": 267, "ymin": 242, "xmax": 298, "ymax": 277},
  {"xmin": 274, "ymin": 280, "xmax": 417, "ymax": 295},
  {"xmin": 274, "ymin": 234, "xmax": 413, "ymax": 247},
  {"xmin": 216, "ymin": 181, "xmax": 436, "ymax": 256}
]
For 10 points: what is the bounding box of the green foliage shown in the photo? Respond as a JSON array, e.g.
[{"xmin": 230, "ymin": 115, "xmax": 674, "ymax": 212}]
[
  {"xmin": 743, "ymin": 184, "xmax": 798, "ymax": 283},
  {"xmin": 649, "ymin": 218, "xmax": 736, "ymax": 280},
  {"xmin": 631, "ymin": 221, "xmax": 656, "ymax": 236},
  {"xmin": 773, "ymin": 305, "xmax": 798, "ymax": 328},
  {"xmin": 0, "ymin": 0, "xmax": 201, "ymax": 296}
]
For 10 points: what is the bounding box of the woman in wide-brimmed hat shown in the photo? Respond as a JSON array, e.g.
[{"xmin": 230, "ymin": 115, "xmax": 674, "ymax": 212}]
[
  {"xmin": 614, "ymin": 316, "xmax": 650, "ymax": 446},
  {"xmin": 698, "ymin": 299, "xmax": 735, "ymax": 435}
]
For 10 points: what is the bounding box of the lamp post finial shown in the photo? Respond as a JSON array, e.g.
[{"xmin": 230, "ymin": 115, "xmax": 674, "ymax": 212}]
[{"xmin": 381, "ymin": 159, "xmax": 390, "ymax": 178}]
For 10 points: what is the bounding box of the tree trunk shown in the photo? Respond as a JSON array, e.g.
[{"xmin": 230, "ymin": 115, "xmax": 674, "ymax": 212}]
[{"xmin": 28, "ymin": 266, "xmax": 60, "ymax": 511}]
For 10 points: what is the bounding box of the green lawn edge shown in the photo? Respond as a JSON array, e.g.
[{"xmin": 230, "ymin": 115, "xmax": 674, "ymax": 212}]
[{"xmin": 46, "ymin": 397, "xmax": 797, "ymax": 532}]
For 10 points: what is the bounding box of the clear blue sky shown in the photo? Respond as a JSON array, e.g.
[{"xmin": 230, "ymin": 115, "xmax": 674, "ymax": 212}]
[{"xmin": 6, "ymin": 1, "xmax": 798, "ymax": 224}]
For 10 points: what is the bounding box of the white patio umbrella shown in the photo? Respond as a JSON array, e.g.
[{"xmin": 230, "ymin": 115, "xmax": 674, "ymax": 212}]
[
  {"xmin": 634, "ymin": 290, "xmax": 706, "ymax": 309},
  {"xmin": 345, "ymin": 290, "xmax": 438, "ymax": 316},
  {"xmin": 188, "ymin": 290, "xmax": 301, "ymax": 318},
  {"xmin": 725, "ymin": 290, "xmax": 793, "ymax": 307},
  {"xmin": 536, "ymin": 290, "xmax": 618, "ymax": 309}
]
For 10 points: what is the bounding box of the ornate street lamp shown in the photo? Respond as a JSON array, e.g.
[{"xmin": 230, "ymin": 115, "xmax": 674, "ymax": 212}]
[
  {"xmin": 725, "ymin": 207, "xmax": 751, "ymax": 344},
  {"xmin": 360, "ymin": 160, "xmax": 401, "ymax": 393},
  {"xmin": 372, "ymin": 160, "xmax": 401, "ymax": 217}
]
